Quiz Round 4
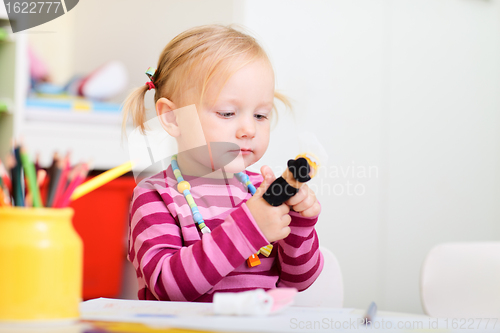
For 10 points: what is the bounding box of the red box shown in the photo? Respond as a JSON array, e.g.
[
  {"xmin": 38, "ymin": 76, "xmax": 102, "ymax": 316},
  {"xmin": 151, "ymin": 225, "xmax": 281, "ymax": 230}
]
[{"xmin": 70, "ymin": 175, "xmax": 136, "ymax": 300}]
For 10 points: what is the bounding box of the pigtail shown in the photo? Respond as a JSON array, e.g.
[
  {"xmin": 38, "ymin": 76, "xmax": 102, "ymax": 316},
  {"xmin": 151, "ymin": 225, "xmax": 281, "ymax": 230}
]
[
  {"xmin": 272, "ymin": 90, "xmax": 294, "ymax": 130},
  {"xmin": 121, "ymin": 84, "xmax": 150, "ymax": 138}
]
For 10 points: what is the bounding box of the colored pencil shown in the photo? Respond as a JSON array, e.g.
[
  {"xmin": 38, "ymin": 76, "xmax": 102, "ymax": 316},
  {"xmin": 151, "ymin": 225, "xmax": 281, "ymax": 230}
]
[
  {"xmin": 37, "ymin": 169, "xmax": 47, "ymax": 206},
  {"xmin": 0, "ymin": 159, "xmax": 12, "ymax": 193},
  {"xmin": 35, "ymin": 153, "xmax": 40, "ymax": 172},
  {"xmin": 0, "ymin": 185, "xmax": 8, "ymax": 206},
  {"xmin": 71, "ymin": 161, "xmax": 134, "ymax": 201},
  {"xmin": 13, "ymin": 145, "xmax": 24, "ymax": 206},
  {"xmin": 20, "ymin": 147, "xmax": 42, "ymax": 208},
  {"xmin": 58, "ymin": 163, "xmax": 88, "ymax": 208},
  {"xmin": 46, "ymin": 158, "xmax": 63, "ymax": 207},
  {"xmin": 51, "ymin": 154, "xmax": 70, "ymax": 208},
  {"xmin": 44, "ymin": 152, "xmax": 58, "ymax": 203},
  {"xmin": 7, "ymin": 153, "xmax": 17, "ymax": 206}
]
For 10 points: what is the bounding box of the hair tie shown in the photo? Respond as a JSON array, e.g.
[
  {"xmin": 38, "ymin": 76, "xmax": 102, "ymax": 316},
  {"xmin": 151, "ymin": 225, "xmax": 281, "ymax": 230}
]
[{"xmin": 145, "ymin": 67, "xmax": 156, "ymax": 90}]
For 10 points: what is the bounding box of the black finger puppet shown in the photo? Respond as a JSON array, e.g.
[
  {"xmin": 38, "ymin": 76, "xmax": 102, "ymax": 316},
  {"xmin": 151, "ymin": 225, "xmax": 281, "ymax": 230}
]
[{"xmin": 263, "ymin": 156, "xmax": 316, "ymax": 206}]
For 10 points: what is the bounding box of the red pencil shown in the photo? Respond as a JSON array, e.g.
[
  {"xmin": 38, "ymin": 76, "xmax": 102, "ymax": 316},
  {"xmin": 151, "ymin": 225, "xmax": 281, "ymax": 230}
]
[
  {"xmin": 37, "ymin": 169, "xmax": 47, "ymax": 206},
  {"xmin": 57, "ymin": 163, "xmax": 88, "ymax": 208}
]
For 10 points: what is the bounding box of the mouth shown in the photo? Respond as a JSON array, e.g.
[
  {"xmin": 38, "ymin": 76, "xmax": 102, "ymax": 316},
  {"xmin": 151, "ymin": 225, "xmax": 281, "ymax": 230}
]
[{"xmin": 229, "ymin": 149, "xmax": 253, "ymax": 154}]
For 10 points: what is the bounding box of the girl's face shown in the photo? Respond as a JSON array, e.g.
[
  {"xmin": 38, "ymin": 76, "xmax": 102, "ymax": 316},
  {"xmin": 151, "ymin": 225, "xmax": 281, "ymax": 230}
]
[{"xmin": 195, "ymin": 58, "xmax": 275, "ymax": 173}]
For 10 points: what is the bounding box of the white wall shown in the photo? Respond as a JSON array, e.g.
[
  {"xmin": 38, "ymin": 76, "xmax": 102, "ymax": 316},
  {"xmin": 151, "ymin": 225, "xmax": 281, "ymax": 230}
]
[
  {"xmin": 72, "ymin": 0, "xmax": 235, "ymax": 111},
  {"xmin": 25, "ymin": 0, "xmax": 500, "ymax": 313},
  {"xmin": 235, "ymin": 0, "xmax": 500, "ymax": 314}
]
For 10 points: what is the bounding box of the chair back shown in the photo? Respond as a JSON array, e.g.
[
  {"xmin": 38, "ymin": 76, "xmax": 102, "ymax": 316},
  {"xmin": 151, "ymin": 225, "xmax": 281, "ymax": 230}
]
[
  {"xmin": 294, "ymin": 246, "xmax": 344, "ymax": 308},
  {"xmin": 421, "ymin": 242, "xmax": 500, "ymax": 318}
]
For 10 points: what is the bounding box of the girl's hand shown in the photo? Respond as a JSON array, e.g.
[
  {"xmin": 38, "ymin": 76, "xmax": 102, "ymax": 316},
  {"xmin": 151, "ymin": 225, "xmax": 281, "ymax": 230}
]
[
  {"xmin": 245, "ymin": 166, "xmax": 291, "ymax": 243},
  {"xmin": 285, "ymin": 184, "xmax": 321, "ymax": 218}
]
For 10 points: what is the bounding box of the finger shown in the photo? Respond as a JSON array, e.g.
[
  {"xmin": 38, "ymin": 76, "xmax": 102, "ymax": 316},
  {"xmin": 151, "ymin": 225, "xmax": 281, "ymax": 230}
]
[
  {"xmin": 262, "ymin": 165, "xmax": 277, "ymax": 183},
  {"xmin": 285, "ymin": 185, "xmax": 308, "ymax": 206},
  {"xmin": 281, "ymin": 213, "xmax": 292, "ymax": 225},
  {"xmin": 291, "ymin": 194, "xmax": 314, "ymax": 212},
  {"xmin": 279, "ymin": 226, "xmax": 291, "ymax": 240},
  {"xmin": 300, "ymin": 201, "xmax": 321, "ymax": 218},
  {"xmin": 254, "ymin": 165, "xmax": 276, "ymax": 198},
  {"xmin": 277, "ymin": 203, "xmax": 291, "ymax": 215}
]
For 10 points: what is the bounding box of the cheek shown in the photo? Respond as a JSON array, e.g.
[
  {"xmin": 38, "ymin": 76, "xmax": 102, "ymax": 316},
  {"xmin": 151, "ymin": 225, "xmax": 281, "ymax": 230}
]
[
  {"xmin": 260, "ymin": 126, "xmax": 270, "ymax": 147},
  {"xmin": 199, "ymin": 117, "xmax": 219, "ymax": 140}
]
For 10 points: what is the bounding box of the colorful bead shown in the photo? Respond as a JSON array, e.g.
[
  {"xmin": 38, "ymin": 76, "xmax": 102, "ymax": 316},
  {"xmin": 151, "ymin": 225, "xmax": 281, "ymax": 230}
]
[
  {"xmin": 172, "ymin": 157, "xmax": 269, "ymax": 266},
  {"xmin": 200, "ymin": 225, "xmax": 211, "ymax": 234},
  {"xmin": 177, "ymin": 180, "xmax": 191, "ymax": 193},
  {"xmin": 193, "ymin": 212, "xmax": 203, "ymax": 222},
  {"xmin": 171, "ymin": 159, "xmax": 179, "ymax": 169},
  {"xmin": 248, "ymin": 184, "xmax": 256, "ymax": 195},
  {"xmin": 247, "ymin": 254, "xmax": 261, "ymax": 267},
  {"xmin": 173, "ymin": 169, "xmax": 183, "ymax": 180},
  {"xmin": 185, "ymin": 194, "xmax": 196, "ymax": 208},
  {"xmin": 259, "ymin": 244, "xmax": 273, "ymax": 257},
  {"xmin": 235, "ymin": 172, "xmax": 257, "ymax": 195}
]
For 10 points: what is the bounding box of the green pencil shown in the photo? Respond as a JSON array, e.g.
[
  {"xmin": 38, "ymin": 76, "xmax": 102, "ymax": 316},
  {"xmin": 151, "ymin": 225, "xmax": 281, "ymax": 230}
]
[{"xmin": 20, "ymin": 148, "xmax": 42, "ymax": 208}]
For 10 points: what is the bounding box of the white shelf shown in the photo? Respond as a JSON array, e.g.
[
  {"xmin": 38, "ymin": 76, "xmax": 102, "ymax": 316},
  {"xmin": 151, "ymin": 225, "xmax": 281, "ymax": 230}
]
[
  {"xmin": 25, "ymin": 107, "xmax": 122, "ymax": 124},
  {"xmin": 22, "ymin": 120, "xmax": 132, "ymax": 170}
]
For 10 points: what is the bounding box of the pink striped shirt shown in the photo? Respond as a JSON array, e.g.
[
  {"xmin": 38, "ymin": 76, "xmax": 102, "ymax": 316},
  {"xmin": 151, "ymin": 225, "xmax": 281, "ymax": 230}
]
[{"xmin": 127, "ymin": 164, "xmax": 323, "ymax": 302}]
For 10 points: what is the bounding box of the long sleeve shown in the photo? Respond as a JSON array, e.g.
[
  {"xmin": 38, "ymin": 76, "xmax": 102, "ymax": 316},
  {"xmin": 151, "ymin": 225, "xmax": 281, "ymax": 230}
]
[
  {"xmin": 128, "ymin": 184, "xmax": 269, "ymax": 302},
  {"xmin": 275, "ymin": 202, "xmax": 324, "ymax": 291}
]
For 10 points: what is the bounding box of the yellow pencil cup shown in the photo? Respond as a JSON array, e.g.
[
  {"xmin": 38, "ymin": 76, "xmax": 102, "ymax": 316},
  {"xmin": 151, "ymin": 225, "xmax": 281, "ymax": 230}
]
[{"xmin": 0, "ymin": 207, "xmax": 83, "ymax": 321}]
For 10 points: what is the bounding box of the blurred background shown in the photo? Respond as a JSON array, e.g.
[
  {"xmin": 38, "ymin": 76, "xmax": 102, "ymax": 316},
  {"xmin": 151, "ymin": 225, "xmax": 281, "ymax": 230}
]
[{"xmin": 1, "ymin": 0, "xmax": 499, "ymax": 315}]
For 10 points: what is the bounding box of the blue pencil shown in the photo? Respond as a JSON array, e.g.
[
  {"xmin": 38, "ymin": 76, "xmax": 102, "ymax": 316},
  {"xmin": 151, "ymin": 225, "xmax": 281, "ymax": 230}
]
[{"xmin": 13, "ymin": 145, "xmax": 24, "ymax": 206}]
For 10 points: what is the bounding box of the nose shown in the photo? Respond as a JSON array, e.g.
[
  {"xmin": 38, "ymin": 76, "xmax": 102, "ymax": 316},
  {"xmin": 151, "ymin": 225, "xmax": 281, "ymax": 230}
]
[{"xmin": 236, "ymin": 115, "xmax": 256, "ymax": 139}]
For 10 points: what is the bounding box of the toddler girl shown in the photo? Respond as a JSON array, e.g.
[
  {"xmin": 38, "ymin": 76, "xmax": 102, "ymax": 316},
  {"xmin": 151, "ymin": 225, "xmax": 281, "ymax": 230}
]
[{"xmin": 123, "ymin": 24, "xmax": 323, "ymax": 302}]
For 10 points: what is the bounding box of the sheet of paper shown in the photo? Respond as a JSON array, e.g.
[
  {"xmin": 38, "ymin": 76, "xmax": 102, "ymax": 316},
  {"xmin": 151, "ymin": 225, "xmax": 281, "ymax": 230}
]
[
  {"xmin": 80, "ymin": 298, "xmax": 355, "ymax": 333},
  {"xmin": 85, "ymin": 298, "xmax": 500, "ymax": 332}
]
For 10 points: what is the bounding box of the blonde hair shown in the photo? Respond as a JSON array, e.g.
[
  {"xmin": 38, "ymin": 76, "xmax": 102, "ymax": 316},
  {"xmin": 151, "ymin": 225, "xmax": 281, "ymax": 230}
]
[{"xmin": 122, "ymin": 24, "xmax": 291, "ymax": 135}]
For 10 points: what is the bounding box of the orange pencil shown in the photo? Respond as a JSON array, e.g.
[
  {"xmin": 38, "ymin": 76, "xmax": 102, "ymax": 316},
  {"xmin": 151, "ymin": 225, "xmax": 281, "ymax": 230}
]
[
  {"xmin": 0, "ymin": 186, "xmax": 11, "ymax": 207},
  {"xmin": 0, "ymin": 159, "xmax": 12, "ymax": 193},
  {"xmin": 0, "ymin": 186, "xmax": 9, "ymax": 206}
]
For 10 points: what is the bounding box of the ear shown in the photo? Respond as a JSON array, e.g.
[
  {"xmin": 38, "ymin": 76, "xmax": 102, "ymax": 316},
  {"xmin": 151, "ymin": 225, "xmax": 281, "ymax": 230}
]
[{"xmin": 156, "ymin": 97, "xmax": 180, "ymax": 137}]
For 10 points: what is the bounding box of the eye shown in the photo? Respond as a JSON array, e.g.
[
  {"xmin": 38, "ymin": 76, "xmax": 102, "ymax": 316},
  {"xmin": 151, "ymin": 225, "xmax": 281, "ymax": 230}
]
[
  {"xmin": 254, "ymin": 114, "xmax": 269, "ymax": 120},
  {"xmin": 217, "ymin": 111, "xmax": 235, "ymax": 118}
]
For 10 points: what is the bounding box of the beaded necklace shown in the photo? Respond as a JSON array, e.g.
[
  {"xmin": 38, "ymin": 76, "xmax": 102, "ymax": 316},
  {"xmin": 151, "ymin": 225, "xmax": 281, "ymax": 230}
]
[{"xmin": 171, "ymin": 154, "xmax": 272, "ymax": 267}]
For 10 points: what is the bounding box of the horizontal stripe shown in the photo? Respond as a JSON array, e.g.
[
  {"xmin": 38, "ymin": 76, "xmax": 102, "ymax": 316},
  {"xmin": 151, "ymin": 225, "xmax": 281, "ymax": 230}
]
[
  {"xmin": 279, "ymin": 252, "xmax": 323, "ymax": 285},
  {"xmin": 230, "ymin": 204, "xmax": 269, "ymax": 251},
  {"xmin": 278, "ymin": 246, "xmax": 321, "ymax": 273},
  {"xmin": 131, "ymin": 191, "xmax": 164, "ymax": 218},
  {"xmin": 129, "ymin": 166, "xmax": 323, "ymax": 301},
  {"xmin": 131, "ymin": 212, "xmax": 178, "ymax": 245},
  {"xmin": 134, "ymin": 233, "xmax": 182, "ymax": 266},
  {"xmin": 192, "ymin": 240, "xmax": 223, "ymax": 285},
  {"xmin": 279, "ymin": 235, "xmax": 320, "ymax": 266},
  {"xmin": 170, "ymin": 252, "xmax": 200, "ymax": 300},
  {"xmin": 281, "ymin": 233, "xmax": 318, "ymax": 258},
  {"xmin": 282, "ymin": 230, "xmax": 315, "ymax": 249}
]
